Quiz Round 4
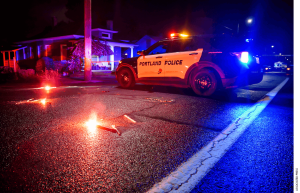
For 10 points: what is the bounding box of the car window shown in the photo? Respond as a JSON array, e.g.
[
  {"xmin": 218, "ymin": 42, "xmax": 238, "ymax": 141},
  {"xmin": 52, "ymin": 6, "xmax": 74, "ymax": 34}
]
[
  {"xmin": 145, "ymin": 39, "xmax": 200, "ymax": 55},
  {"xmin": 182, "ymin": 40, "xmax": 199, "ymax": 51},
  {"xmin": 147, "ymin": 43, "xmax": 168, "ymax": 55},
  {"xmin": 168, "ymin": 41, "xmax": 182, "ymax": 53},
  {"xmin": 168, "ymin": 40, "xmax": 198, "ymax": 52}
]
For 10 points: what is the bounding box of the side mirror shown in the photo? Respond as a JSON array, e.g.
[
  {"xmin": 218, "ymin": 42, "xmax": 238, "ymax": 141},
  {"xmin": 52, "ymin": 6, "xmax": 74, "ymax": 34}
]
[{"xmin": 137, "ymin": 50, "xmax": 145, "ymax": 56}]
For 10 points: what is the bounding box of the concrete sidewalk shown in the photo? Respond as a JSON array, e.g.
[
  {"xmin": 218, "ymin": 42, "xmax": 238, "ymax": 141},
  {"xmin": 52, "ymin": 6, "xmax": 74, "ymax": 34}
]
[
  {"xmin": 59, "ymin": 71, "xmax": 117, "ymax": 86},
  {"xmin": 0, "ymin": 71, "xmax": 118, "ymax": 89}
]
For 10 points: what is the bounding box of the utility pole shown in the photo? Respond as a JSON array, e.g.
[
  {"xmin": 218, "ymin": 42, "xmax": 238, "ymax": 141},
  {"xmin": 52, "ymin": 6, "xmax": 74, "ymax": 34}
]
[{"xmin": 84, "ymin": 0, "xmax": 92, "ymax": 81}]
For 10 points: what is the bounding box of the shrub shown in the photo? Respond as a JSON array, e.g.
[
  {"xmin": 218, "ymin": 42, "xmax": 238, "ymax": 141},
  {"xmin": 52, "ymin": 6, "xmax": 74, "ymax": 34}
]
[
  {"xmin": 18, "ymin": 58, "xmax": 37, "ymax": 69},
  {"xmin": 0, "ymin": 67, "xmax": 15, "ymax": 83},
  {"xmin": 16, "ymin": 69, "xmax": 40, "ymax": 83},
  {"xmin": 54, "ymin": 61, "xmax": 68, "ymax": 73},
  {"xmin": 0, "ymin": 66, "xmax": 14, "ymax": 74},
  {"xmin": 67, "ymin": 37, "xmax": 114, "ymax": 72},
  {"xmin": 15, "ymin": 69, "xmax": 60, "ymax": 83},
  {"xmin": 38, "ymin": 69, "xmax": 60, "ymax": 81},
  {"xmin": 17, "ymin": 69, "xmax": 35, "ymax": 79},
  {"xmin": 36, "ymin": 57, "xmax": 54, "ymax": 73}
]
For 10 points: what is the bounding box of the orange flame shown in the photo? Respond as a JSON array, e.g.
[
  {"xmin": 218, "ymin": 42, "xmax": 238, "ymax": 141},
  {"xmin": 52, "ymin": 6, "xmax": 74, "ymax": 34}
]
[{"xmin": 85, "ymin": 113, "xmax": 100, "ymax": 133}]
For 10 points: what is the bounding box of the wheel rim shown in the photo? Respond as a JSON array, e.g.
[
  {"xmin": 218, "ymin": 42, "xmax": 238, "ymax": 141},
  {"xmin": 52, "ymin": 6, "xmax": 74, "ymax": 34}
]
[
  {"xmin": 195, "ymin": 75, "xmax": 212, "ymax": 91},
  {"xmin": 121, "ymin": 72, "xmax": 130, "ymax": 84}
]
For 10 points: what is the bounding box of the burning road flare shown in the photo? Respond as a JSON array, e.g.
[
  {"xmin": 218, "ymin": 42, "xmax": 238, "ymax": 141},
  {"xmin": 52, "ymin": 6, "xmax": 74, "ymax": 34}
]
[{"xmin": 85, "ymin": 117, "xmax": 100, "ymax": 133}]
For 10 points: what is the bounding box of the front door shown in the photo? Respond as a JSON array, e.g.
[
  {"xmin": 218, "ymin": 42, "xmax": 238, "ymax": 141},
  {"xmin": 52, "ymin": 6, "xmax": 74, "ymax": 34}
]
[{"xmin": 137, "ymin": 43, "xmax": 168, "ymax": 78}]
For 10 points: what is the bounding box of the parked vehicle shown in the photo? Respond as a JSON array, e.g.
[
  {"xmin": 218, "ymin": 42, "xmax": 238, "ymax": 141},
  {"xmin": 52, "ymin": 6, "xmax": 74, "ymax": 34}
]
[
  {"xmin": 116, "ymin": 33, "xmax": 263, "ymax": 96},
  {"xmin": 264, "ymin": 65, "xmax": 273, "ymax": 72},
  {"xmin": 274, "ymin": 61, "xmax": 287, "ymax": 71},
  {"xmin": 286, "ymin": 64, "xmax": 293, "ymax": 75}
]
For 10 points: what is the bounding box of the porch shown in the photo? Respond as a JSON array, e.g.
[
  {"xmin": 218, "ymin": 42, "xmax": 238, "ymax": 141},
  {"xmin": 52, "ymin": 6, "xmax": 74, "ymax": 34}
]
[{"xmin": 0, "ymin": 47, "xmax": 25, "ymax": 72}]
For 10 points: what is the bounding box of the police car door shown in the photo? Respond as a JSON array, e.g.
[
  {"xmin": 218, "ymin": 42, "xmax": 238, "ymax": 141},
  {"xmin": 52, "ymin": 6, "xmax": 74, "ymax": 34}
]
[
  {"xmin": 164, "ymin": 41, "xmax": 202, "ymax": 79},
  {"xmin": 137, "ymin": 42, "xmax": 167, "ymax": 78}
]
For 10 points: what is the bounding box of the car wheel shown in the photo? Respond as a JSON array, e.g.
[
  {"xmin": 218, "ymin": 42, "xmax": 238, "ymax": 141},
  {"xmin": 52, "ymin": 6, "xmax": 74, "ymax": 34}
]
[
  {"xmin": 191, "ymin": 69, "xmax": 218, "ymax": 96},
  {"xmin": 117, "ymin": 68, "xmax": 135, "ymax": 88}
]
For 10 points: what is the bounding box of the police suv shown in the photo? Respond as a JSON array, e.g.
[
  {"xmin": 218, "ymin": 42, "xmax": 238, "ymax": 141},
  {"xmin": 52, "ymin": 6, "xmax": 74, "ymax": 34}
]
[{"xmin": 116, "ymin": 33, "xmax": 263, "ymax": 96}]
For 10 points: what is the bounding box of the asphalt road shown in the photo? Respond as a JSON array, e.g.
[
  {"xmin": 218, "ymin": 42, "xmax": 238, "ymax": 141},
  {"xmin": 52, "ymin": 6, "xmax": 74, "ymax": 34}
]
[
  {"xmin": 191, "ymin": 73, "xmax": 294, "ymax": 192},
  {"xmin": 0, "ymin": 72, "xmax": 293, "ymax": 192}
]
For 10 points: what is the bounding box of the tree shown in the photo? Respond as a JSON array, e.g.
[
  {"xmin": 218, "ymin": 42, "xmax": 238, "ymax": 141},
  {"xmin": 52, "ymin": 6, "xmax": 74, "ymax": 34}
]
[{"xmin": 68, "ymin": 37, "xmax": 113, "ymax": 72}]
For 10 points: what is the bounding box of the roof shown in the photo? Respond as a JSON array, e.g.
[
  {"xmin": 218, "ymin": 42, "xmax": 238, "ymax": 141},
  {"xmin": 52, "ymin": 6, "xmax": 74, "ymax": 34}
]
[
  {"xmin": 13, "ymin": 21, "xmax": 132, "ymax": 45},
  {"xmin": 15, "ymin": 35, "xmax": 84, "ymax": 44},
  {"xmin": 0, "ymin": 45, "xmax": 27, "ymax": 52},
  {"xmin": 92, "ymin": 28, "xmax": 118, "ymax": 34}
]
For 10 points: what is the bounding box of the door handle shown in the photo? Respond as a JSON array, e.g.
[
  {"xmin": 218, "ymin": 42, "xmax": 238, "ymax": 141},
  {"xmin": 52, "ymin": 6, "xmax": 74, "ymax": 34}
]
[
  {"xmin": 189, "ymin": 53, "xmax": 198, "ymax": 55},
  {"xmin": 156, "ymin": 56, "xmax": 163, "ymax": 58}
]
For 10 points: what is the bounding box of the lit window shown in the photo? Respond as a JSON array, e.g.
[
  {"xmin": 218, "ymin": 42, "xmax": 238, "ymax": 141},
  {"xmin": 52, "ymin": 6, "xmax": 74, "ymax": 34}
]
[
  {"xmin": 60, "ymin": 44, "xmax": 67, "ymax": 61},
  {"xmin": 30, "ymin": 47, "xmax": 34, "ymax": 59},
  {"xmin": 23, "ymin": 48, "xmax": 26, "ymax": 59},
  {"xmin": 45, "ymin": 45, "xmax": 52, "ymax": 57},
  {"xmin": 37, "ymin": 46, "xmax": 41, "ymax": 58}
]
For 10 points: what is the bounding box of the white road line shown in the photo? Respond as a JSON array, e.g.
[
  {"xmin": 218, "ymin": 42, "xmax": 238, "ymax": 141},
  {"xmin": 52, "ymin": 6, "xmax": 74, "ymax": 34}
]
[{"xmin": 147, "ymin": 78, "xmax": 289, "ymax": 193}]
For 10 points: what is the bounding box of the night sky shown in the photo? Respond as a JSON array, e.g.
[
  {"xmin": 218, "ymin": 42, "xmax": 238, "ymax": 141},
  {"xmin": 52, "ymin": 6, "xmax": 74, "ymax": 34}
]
[{"xmin": 0, "ymin": 0, "xmax": 294, "ymax": 54}]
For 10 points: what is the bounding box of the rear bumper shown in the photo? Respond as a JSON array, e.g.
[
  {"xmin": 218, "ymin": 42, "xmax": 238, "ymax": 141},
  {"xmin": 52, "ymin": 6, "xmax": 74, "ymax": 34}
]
[{"xmin": 222, "ymin": 72, "xmax": 264, "ymax": 89}]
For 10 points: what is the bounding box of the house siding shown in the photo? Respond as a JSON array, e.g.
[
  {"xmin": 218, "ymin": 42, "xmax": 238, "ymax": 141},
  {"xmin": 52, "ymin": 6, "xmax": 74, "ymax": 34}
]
[{"xmin": 8, "ymin": 29, "xmax": 136, "ymax": 71}]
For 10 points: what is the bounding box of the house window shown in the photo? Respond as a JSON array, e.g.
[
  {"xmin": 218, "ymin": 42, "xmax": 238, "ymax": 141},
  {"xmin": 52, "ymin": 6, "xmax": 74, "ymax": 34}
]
[
  {"xmin": 29, "ymin": 47, "xmax": 34, "ymax": 59},
  {"xmin": 60, "ymin": 44, "xmax": 67, "ymax": 61},
  {"xmin": 45, "ymin": 45, "xmax": 52, "ymax": 57},
  {"xmin": 37, "ymin": 46, "xmax": 41, "ymax": 58},
  {"xmin": 92, "ymin": 55, "xmax": 99, "ymax": 62},
  {"xmin": 25, "ymin": 47, "xmax": 29, "ymax": 59},
  {"xmin": 23, "ymin": 48, "xmax": 26, "ymax": 60},
  {"xmin": 4, "ymin": 52, "xmax": 8, "ymax": 60},
  {"xmin": 102, "ymin": 32, "xmax": 110, "ymax": 39}
]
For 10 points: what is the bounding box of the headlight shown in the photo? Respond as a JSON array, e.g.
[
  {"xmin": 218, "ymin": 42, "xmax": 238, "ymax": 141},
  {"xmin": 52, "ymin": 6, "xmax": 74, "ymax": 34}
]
[{"xmin": 119, "ymin": 60, "xmax": 122, "ymax": 64}]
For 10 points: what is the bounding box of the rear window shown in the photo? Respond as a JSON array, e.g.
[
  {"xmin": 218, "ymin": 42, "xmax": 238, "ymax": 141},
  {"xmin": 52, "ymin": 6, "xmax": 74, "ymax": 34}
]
[
  {"xmin": 190, "ymin": 35, "xmax": 257, "ymax": 53},
  {"xmin": 146, "ymin": 35, "xmax": 257, "ymax": 54}
]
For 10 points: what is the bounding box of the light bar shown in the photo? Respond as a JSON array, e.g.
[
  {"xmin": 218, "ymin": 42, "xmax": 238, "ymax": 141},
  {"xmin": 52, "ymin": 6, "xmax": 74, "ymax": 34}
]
[
  {"xmin": 179, "ymin": 34, "xmax": 188, "ymax": 37},
  {"xmin": 170, "ymin": 33, "xmax": 189, "ymax": 39}
]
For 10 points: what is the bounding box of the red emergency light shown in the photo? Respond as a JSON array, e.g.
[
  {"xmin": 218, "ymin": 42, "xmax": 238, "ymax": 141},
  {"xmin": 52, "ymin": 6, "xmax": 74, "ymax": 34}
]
[{"xmin": 170, "ymin": 33, "xmax": 189, "ymax": 39}]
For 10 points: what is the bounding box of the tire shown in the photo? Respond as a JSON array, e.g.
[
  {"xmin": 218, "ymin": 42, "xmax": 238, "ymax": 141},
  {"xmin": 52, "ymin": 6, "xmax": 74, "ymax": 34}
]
[
  {"xmin": 191, "ymin": 69, "xmax": 218, "ymax": 96},
  {"xmin": 117, "ymin": 68, "xmax": 135, "ymax": 88}
]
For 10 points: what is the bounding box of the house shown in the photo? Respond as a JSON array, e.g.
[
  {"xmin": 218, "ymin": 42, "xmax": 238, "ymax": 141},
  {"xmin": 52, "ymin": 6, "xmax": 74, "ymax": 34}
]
[
  {"xmin": 0, "ymin": 45, "xmax": 27, "ymax": 72},
  {"xmin": 1, "ymin": 21, "xmax": 137, "ymax": 72}
]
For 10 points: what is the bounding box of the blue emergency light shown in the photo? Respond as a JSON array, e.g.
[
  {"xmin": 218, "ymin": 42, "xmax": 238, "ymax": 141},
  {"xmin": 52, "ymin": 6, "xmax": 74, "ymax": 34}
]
[{"xmin": 241, "ymin": 52, "xmax": 249, "ymax": 63}]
